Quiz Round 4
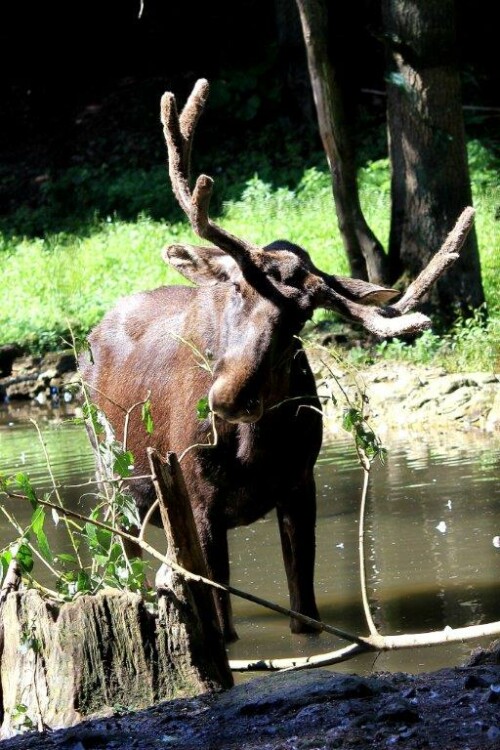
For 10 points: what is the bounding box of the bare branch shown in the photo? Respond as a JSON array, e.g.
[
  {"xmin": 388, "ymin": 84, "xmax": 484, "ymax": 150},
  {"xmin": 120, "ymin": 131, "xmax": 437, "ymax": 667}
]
[{"xmin": 229, "ymin": 620, "xmax": 500, "ymax": 672}]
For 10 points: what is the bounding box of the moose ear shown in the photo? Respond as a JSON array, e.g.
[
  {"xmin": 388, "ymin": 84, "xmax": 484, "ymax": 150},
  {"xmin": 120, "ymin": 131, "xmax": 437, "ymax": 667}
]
[
  {"xmin": 330, "ymin": 276, "xmax": 401, "ymax": 305},
  {"xmin": 162, "ymin": 244, "xmax": 239, "ymax": 285}
]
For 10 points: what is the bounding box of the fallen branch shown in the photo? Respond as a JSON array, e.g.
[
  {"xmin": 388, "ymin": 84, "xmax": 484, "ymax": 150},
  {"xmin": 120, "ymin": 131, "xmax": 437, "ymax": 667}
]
[{"xmin": 229, "ymin": 620, "xmax": 500, "ymax": 672}]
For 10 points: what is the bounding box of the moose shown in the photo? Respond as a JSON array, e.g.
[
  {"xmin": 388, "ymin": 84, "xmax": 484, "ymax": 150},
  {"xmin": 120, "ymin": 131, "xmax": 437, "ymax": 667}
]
[{"xmin": 80, "ymin": 79, "xmax": 473, "ymax": 643}]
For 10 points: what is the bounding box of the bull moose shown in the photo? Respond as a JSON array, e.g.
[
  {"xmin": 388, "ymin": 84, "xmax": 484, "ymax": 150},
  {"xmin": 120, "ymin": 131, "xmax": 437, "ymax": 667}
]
[{"xmin": 80, "ymin": 79, "xmax": 473, "ymax": 642}]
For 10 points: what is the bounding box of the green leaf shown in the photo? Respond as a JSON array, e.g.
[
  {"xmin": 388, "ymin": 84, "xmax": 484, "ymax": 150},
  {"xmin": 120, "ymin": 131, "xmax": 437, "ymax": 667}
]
[
  {"xmin": 0, "ymin": 551, "xmax": 12, "ymax": 583},
  {"xmin": 196, "ymin": 396, "xmax": 211, "ymax": 420},
  {"xmin": 14, "ymin": 543, "xmax": 34, "ymax": 574},
  {"xmin": 54, "ymin": 552, "xmax": 78, "ymax": 564},
  {"xmin": 15, "ymin": 473, "xmax": 38, "ymax": 509},
  {"xmin": 31, "ymin": 506, "xmax": 53, "ymax": 563},
  {"xmin": 342, "ymin": 407, "xmax": 362, "ymax": 432},
  {"xmin": 76, "ymin": 569, "xmax": 92, "ymax": 593},
  {"xmin": 141, "ymin": 399, "xmax": 154, "ymax": 435},
  {"xmin": 113, "ymin": 450, "xmax": 135, "ymax": 478},
  {"xmin": 115, "ymin": 492, "xmax": 141, "ymax": 529},
  {"xmin": 84, "ymin": 522, "xmax": 112, "ymax": 554},
  {"xmin": 82, "ymin": 402, "xmax": 105, "ymax": 435}
]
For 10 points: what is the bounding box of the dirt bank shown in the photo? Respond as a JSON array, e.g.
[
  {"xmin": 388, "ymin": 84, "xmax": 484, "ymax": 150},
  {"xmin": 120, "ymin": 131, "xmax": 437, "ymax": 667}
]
[
  {"xmin": 1, "ymin": 348, "xmax": 499, "ymax": 438},
  {"xmin": 309, "ymin": 359, "xmax": 500, "ymax": 440}
]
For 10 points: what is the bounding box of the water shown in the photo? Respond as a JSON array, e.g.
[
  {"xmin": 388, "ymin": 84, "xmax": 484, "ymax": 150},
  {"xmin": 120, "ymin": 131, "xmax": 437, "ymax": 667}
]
[{"xmin": 1, "ymin": 401, "xmax": 499, "ymax": 677}]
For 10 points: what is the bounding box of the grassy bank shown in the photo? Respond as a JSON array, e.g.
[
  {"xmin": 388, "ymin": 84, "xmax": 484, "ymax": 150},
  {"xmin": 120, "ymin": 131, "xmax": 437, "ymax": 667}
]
[{"xmin": 1, "ymin": 142, "xmax": 498, "ymax": 371}]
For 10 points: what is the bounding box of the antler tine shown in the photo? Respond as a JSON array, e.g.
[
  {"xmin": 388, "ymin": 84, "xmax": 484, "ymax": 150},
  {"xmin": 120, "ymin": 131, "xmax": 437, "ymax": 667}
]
[
  {"xmin": 178, "ymin": 78, "xmax": 210, "ymax": 155},
  {"xmin": 160, "ymin": 91, "xmax": 191, "ymax": 215},
  {"xmin": 392, "ymin": 206, "xmax": 475, "ymax": 314},
  {"xmin": 161, "ymin": 79, "xmax": 260, "ymax": 268}
]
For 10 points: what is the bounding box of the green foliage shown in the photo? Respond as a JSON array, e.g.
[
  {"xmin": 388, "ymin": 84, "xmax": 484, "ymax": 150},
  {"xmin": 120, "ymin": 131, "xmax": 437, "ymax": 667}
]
[
  {"xmin": 0, "ymin": 134, "xmax": 497, "ymax": 366},
  {"xmin": 371, "ymin": 309, "xmax": 499, "ymax": 373},
  {"xmin": 0, "ymin": 394, "xmax": 154, "ymax": 602},
  {"xmin": 342, "ymin": 407, "xmax": 387, "ymax": 464},
  {"xmin": 141, "ymin": 399, "xmax": 154, "ymax": 435},
  {"xmin": 196, "ymin": 396, "xmax": 211, "ymax": 420}
]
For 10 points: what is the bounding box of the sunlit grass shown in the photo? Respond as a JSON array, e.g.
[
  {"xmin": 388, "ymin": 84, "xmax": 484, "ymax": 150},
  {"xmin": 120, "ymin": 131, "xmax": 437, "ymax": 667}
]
[{"xmin": 0, "ymin": 149, "xmax": 498, "ymax": 370}]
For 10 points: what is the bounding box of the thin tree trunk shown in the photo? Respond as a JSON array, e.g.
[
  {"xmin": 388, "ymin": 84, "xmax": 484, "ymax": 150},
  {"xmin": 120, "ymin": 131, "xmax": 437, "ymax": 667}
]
[
  {"xmin": 295, "ymin": 0, "xmax": 389, "ymax": 283},
  {"xmin": 382, "ymin": 0, "xmax": 485, "ymax": 316}
]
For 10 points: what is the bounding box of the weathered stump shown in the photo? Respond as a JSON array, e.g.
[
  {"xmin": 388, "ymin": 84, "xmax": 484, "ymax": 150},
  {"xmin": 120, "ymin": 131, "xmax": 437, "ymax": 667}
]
[{"xmin": 0, "ymin": 450, "xmax": 233, "ymax": 738}]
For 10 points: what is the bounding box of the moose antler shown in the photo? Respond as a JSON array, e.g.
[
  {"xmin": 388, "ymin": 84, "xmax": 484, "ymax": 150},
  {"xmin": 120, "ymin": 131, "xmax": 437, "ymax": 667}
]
[{"xmin": 161, "ymin": 79, "xmax": 261, "ymax": 270}]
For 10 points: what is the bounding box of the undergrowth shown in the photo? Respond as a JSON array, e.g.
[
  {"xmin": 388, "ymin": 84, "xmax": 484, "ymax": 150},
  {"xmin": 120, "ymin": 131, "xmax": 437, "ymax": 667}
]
[{"xmin": 0, "ymin": 140, "xmax": 498, "ymax": 372}]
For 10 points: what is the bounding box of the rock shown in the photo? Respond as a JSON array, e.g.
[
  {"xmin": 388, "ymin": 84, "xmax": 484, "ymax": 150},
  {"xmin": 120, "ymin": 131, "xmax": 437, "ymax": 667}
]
[{"xmin": 319, "ymin": 362, "xmax": 500, "ymax": 438}]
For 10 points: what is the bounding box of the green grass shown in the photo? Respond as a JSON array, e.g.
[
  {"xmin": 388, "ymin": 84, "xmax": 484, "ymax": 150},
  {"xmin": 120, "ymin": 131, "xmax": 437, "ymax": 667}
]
[{"xmin": 0, "ymin": 142, "xmax": 498, "ymax": 371}]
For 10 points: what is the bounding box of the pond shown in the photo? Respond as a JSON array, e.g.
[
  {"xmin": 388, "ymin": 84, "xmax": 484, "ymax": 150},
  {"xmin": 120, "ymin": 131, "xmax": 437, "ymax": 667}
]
[{"xmin": 0, "ymin": 400, "xmax": 499, "ymax": 678}]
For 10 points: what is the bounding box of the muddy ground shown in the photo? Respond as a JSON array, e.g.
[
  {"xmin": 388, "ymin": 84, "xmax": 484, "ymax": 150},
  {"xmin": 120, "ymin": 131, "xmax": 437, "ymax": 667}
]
[{"xmin": 1, "ymin": 644, "xmax": 499, "ymax": 750}]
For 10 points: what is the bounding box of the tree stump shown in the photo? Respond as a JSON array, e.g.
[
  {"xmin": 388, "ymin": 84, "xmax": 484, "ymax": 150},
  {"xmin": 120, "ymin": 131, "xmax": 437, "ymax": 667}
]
[{"xmin": 0, "ymin": 450, "xmax": 233, "ymax": 738}]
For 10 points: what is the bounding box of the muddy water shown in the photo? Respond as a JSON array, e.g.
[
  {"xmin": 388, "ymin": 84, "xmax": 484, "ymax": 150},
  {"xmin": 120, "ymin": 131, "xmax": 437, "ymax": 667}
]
[{"xmin": 1, "ymin": 402, "xmax": 499, "ymax": 676}]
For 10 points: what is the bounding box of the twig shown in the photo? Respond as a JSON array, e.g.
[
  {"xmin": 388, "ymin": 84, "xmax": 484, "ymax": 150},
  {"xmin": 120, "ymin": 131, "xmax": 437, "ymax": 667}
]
[
  {"xmin": 358, "ymin": 458, "xmax": 379, "ymax": 637},
  {"xmin": 30, "ymin": 419, "xmax": 84, "ymax": 568},
  {"xmin": 0, "ymin": 504, "xmax": 63, "ymax": 582}
]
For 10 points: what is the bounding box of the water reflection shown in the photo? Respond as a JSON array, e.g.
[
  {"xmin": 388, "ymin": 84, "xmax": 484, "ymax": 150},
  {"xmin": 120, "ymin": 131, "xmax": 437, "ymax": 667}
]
[{"xmin": 0, "ymin": 402, "xmax": 499, "ymax": 676}]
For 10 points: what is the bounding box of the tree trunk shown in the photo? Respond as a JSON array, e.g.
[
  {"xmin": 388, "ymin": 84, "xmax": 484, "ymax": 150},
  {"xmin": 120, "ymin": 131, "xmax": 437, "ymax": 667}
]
[
  {"xmin": 382, "ymin": 0, "xmax": 485, "ymax": 316},
  {"xmin": 0, "ymin": 588, "xmax": 230, "ymax": 738},
  {"xmin": 295, "ymin": 0, "xmax": 389, "ymax": 283}
]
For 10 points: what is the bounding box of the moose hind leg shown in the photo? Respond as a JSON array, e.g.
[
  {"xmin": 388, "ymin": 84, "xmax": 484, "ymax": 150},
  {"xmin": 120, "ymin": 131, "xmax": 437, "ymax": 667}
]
[{"xmin": 276, "ymin": 479, "xmax": 321, "ymax": 633}]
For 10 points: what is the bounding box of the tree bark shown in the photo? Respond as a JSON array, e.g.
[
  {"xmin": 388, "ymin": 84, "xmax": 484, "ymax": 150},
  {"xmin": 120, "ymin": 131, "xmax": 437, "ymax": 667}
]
[
  {"xmin": 149, "ymin": 448, "xmax": 233, "ymax": 683},
  {"xmin": 382, "ymin": 0, "xmax": 485, "ymax": 316},
  {"xmin": 295, "ymin": 0, "xmax": 389, "ymax": 283},
  {"xmin": 0, "ymin": 588, "xmax": 227, "ymax": 737}
]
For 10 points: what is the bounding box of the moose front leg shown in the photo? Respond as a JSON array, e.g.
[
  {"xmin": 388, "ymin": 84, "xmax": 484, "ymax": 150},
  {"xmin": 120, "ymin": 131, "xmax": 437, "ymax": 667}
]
[
  {"xmin": 276, "ymin": 479, "xmax": 321, "ymax": 634},
  {"xmin": 197, "ymin": 517, "xmax": 239, "ymax": 644}
]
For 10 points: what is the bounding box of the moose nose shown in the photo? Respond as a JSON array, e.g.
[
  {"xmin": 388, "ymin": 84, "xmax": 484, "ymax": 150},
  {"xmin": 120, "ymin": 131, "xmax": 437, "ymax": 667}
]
[{"xmin": 208, "ymin": 380, "xmax": 264, "ymax": 424}]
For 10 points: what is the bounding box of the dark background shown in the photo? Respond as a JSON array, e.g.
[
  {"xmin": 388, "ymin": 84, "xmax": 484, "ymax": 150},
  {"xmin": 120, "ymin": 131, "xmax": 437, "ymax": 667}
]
[{"xmin": 1, "ymin": 1, "xmax": 497, "ymax": 228}]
